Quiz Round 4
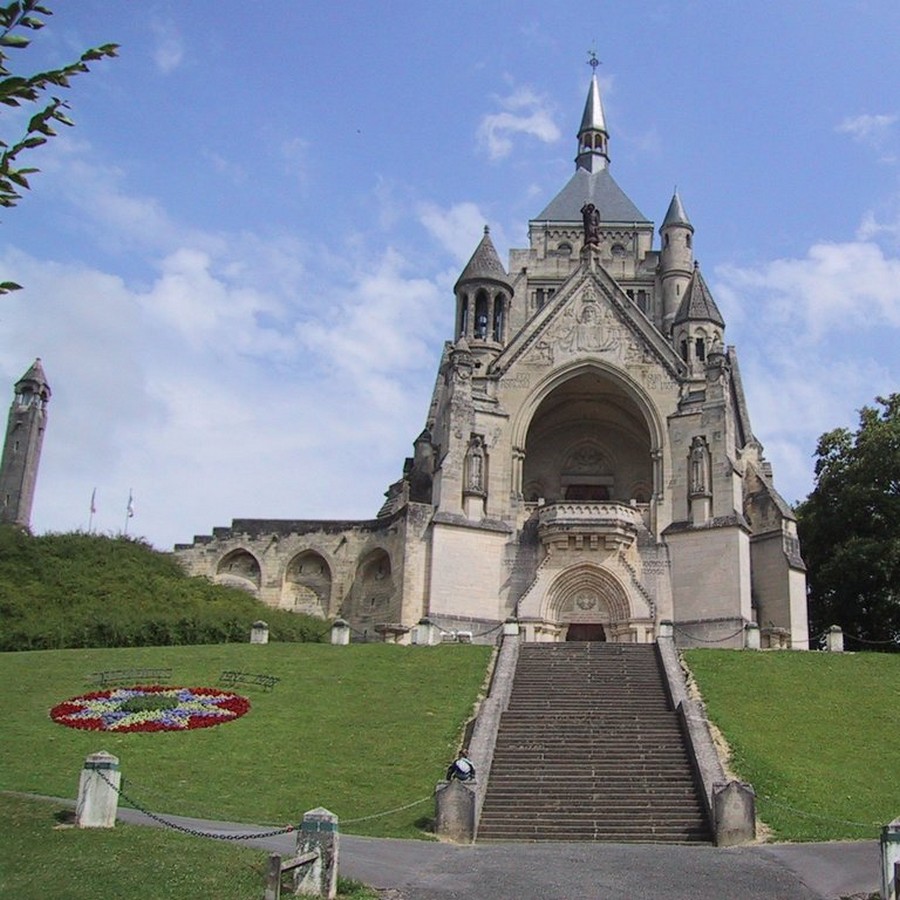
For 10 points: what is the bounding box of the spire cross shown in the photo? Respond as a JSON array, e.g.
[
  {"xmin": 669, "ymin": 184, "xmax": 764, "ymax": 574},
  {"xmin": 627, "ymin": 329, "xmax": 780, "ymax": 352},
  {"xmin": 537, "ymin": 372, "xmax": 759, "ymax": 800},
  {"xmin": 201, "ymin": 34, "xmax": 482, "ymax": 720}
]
[{"xmin": 587, "ymin": 50, "xmax": 601, "ymax": 72}]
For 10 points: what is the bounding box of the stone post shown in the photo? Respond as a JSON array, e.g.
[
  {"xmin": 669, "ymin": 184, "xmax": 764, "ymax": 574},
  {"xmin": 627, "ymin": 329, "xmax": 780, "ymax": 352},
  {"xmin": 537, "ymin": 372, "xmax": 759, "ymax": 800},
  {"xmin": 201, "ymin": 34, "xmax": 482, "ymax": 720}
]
[
  {"xmin": 503, "ymin": 617, "xmax": 519, "ymax": 637},
  {"xmin": 413, "ymin": 617, "xmax": 440, "ymax": 645},
  {"xmin": 330, "ymin": 618, "xmax": 350, "ymax": 646},
  {"xmin": 75, "ymin": 750, "xmax": 120, "ymax": 828},
  {"xmin": 826, "ymin": 625, "xmax": 844, "ymax": 652},
  {"xmin": 744, "ymin": 622, "xmax": 760, "ymax": 650},
  {"xmin": 712, "ymin": 780, "xmax": 756, "ymax": 847},
  {"xmin": 658, "ymin": 619, "xmax": 674, "ymax": 639},
  {"xmin": 294, "ymin": 807, "xmax": 339, "ymax": 899},
  {"xmin": 434, "ymin": 779, "xmax": 476, "ymax": 843},
  {"xmin": 882, "ymin": 818, "xmax": 900, "ymax": 900},
  {"xmin": 251, "ymin": 620, "xmax": 270, "ymax": 644}
]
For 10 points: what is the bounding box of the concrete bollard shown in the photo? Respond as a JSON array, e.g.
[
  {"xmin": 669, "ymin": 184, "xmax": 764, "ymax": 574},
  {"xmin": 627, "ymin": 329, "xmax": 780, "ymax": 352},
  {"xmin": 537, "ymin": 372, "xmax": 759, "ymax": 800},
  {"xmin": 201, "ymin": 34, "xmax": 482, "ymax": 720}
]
[
  {"xmin": 294, "ymin": 807, "xmax": 339, "ymax": 898},
  {"xmin": 881, "ymin": 818, "xmax": 900, "ymax": 900},
  {"xmin": 251, "ymin": 620, "xmax": 270, "ymax": 644},
  {"xmin": 330, "ymin": 619, "xmax": 351, "ymax": 646},
  {"xmin": 434, "ymin": 779, "xmax": 476, "ymax": 843},
  {"xmin": 744, "ymin": 622, "xmax": 760, "ymax": 650},
  {"xmin": 75, "ymin": 751, "xmax": 120, "ymax": 828},
  {"xmin": 826, "ymin": 625, "xmax": 844, "ymax": 652}
]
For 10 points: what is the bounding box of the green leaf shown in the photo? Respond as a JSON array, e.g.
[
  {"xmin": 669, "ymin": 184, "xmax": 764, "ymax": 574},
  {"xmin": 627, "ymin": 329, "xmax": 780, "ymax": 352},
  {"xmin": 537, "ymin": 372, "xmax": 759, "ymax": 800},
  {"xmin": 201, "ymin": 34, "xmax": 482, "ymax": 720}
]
[
  {"xmin": 0, "ymin": 281, "xmax": 23, "ymax": 293},
  {"xmin": 0, "ymin": 33, "xmax": 30, "ymax": 48}
]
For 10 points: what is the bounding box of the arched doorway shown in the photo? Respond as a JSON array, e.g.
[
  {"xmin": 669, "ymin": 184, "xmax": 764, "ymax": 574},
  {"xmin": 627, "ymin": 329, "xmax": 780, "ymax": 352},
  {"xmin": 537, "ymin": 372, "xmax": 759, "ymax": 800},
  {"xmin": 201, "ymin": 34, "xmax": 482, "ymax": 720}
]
[{"xmin": 566, "ymin": 623, "xmax": 606, "ymax": 641}]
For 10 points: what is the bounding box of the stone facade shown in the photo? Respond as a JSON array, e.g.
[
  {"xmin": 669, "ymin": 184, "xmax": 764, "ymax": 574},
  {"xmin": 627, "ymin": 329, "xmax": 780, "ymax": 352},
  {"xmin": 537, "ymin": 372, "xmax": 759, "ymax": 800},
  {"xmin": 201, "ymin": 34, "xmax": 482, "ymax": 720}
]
[{"xmin": 175, "ymin": 75, "xmax": 808, "ymax": 649}]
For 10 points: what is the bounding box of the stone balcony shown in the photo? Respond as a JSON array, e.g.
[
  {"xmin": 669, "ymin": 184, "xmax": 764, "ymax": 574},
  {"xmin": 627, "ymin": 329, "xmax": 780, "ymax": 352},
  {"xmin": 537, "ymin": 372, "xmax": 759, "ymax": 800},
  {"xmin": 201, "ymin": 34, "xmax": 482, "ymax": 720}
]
[{"xmin": 537, "ymin": 501, "xmax": 643, "ymax": 553}]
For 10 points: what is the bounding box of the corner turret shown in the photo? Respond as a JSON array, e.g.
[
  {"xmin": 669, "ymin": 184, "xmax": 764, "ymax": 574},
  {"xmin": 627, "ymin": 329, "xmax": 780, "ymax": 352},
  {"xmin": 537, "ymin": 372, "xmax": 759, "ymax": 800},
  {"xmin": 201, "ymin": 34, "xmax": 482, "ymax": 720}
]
[
  {"xmin": 576, "ymin": 71, "xmax": 609, "ymax": 173},
  {"xmin": 672, "ymin": 262, "xmax": 725, "ymax": 377},
  {"xmin": 454, "ymin": 226, "xmax": 512, "ymax": 356},
  {"xmin": 659, "ymin": 191, "xmax": 695, "ymax": 335}
]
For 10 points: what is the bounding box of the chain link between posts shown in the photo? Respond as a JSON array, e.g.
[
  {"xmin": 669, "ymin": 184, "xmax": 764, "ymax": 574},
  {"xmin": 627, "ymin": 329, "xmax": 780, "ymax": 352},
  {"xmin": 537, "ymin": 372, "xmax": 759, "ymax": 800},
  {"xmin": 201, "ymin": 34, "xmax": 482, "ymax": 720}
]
[{"xmin": 671, "ymin": 623, "xmax": 746, "ymax": 644}]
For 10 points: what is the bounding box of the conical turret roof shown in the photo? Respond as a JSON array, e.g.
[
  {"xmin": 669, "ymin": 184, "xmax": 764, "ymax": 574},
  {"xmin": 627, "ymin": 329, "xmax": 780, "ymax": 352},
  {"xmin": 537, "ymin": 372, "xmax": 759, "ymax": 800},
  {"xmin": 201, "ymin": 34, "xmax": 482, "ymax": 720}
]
[
  {"xmin": 674, "ymin": 263, "xmax": 725, "ymax": 327},
  {"xmin": 454, "ymin": 227, "xmax": 510, "ymax": 289},
  {"xmin": 661, "ymin": 191, "xmax": 693, "ymax": 231},
  {"xmin": 15, "ymin": 358, "xmax": 51, "ymax": 399}
]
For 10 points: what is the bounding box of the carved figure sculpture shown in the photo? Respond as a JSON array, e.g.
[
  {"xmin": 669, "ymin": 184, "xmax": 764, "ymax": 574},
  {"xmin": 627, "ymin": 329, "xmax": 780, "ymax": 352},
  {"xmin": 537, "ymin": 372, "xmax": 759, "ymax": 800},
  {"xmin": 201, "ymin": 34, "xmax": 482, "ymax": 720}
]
[
  {"xmin": 581, "ymin": 202, "xmax": 601, "ymax": 246},
  {"xmin": 689, "ymin": 436, "xmax": 710, "ymax": 495}
]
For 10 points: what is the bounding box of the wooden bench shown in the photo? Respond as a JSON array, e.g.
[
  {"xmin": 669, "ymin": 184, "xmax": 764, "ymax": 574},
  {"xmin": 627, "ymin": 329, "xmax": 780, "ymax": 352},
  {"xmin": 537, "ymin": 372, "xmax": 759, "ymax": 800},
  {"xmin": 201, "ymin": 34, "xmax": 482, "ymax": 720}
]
[
  {"xmin": 218, "ymin": 670, "xmax": 280, "ymax": 692},
  {"xmin": 88, "ymin": 668, "xmax": 173, "ymax": 688}
]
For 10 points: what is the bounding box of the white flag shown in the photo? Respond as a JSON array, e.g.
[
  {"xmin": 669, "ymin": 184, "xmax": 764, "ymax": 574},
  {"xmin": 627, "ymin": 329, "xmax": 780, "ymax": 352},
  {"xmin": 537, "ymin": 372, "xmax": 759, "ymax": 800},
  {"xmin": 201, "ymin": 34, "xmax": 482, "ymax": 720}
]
[
  {"xmin": 126, "ymin": 491, "xmax": 134, "ymax": 518},
  {"xmin": 90, "ymin": 488, "xmax": 97, "ymax": 515}
]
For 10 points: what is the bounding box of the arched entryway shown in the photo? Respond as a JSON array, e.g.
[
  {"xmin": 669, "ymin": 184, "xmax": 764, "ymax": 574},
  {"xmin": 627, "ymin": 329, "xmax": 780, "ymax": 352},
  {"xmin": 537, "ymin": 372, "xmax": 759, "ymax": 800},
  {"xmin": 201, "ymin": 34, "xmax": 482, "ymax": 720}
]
[{"xmin": 566, "ymin": 623, "xmax": 606, "ymax": 641}]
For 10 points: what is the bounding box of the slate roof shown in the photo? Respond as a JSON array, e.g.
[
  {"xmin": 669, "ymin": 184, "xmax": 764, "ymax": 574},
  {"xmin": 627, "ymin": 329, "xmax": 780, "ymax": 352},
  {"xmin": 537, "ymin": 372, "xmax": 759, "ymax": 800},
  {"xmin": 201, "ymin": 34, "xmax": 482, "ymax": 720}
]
[
  {"xmin": 532, "ymin": 168, "xmax": 649, "ymax": 224},
  {"xmin": 661, "ymin": 191, "xmax": 692, "ymax": 230},
  {"xmin": 16, "ymin": 357, "xmax": 51, "ymax": 397},
  {"xmin": 674, "ymin": 263, "xmax": 725, "ymax": 327},
  {"xmin": 455, "ymin": 227, "xmax": 510, "ymax": 288}
]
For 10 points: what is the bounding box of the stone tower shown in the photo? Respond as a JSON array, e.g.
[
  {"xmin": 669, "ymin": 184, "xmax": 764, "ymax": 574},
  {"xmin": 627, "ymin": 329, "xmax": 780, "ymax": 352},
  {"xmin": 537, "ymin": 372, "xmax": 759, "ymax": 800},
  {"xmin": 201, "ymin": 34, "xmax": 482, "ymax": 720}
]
[
  {"xmin": 176, "ymin": 71, "xmax": 808, "ymax": 650},
  {"xmin": 0, "ymin": 359, "xmax": 51, "ymax": 528}
]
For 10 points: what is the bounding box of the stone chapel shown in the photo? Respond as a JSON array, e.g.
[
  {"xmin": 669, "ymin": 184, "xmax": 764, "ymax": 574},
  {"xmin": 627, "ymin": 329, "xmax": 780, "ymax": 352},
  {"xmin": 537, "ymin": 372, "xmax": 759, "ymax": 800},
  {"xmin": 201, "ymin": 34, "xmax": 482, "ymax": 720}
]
[{"xmin": 175, "ymin": 73, "xmax": 808, "ymax": 649}]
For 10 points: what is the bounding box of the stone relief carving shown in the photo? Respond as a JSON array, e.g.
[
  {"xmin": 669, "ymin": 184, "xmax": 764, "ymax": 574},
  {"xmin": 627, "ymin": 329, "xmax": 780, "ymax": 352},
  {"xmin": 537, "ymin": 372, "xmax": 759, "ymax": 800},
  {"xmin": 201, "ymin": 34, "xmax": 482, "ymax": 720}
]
[{"xmin": 555, "ymin": 292, "xmax": 622, "ymax": 356}]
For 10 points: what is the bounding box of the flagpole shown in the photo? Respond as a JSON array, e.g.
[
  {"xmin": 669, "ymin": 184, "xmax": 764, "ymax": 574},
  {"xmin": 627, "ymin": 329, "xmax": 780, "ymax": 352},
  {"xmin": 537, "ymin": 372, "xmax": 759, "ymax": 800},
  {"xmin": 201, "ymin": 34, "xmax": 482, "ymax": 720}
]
[
  {"xmin": 88, "ymin": 488, "xmax": 96, "ymax": 533},
  {"xmin": 124, "ymin": 489, "xmax": 133, "ymax": 536}
]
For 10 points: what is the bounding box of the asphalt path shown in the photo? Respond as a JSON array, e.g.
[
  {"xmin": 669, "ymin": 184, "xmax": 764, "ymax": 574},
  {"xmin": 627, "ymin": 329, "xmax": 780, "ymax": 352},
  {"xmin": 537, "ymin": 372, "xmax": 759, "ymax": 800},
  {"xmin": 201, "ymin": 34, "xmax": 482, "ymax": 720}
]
[{"xmin": 109, "ymin": 805, "xmax": 880, "ymax": 899}]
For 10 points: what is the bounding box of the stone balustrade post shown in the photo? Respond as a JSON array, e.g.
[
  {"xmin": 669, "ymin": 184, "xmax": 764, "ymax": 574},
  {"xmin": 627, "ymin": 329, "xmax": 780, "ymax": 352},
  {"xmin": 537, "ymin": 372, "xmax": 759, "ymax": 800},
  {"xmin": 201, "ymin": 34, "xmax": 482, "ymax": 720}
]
[
  {"xmin": 251, "ymin": 620, "xmax": 270, "ymax": 644},
  {"xmin": 826, "ymin": 625, "xmax": 844, "ymax": 652},
  {"xmin": 413, "ymin": 617, "xmax": 440, "ymax": 645},
  {"xmin": 294, "ymin": 807, "xmax": 339, "ymax": 898},
  {"xmin": 503, "ymin": 617, "xmax": 519, "ymax": 637},
  {"xmin": 658, "ymin": 619, "xmax": 674, "ymax": 639},
  {"xmin": 75, "ymin": 750, "xmax": 120, "ymax": 828},
  {"xmin": 330, "ymin": 618, "xmax": 351, "ymax": 646}
]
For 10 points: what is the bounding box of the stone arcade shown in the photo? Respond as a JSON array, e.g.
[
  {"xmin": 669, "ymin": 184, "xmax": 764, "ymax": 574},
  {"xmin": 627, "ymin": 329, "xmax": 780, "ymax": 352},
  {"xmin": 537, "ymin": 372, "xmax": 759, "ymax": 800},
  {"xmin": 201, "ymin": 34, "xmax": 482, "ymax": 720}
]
[{"xmin": 175, "ymin": 73, "xmax": 808, "ymax": 649}]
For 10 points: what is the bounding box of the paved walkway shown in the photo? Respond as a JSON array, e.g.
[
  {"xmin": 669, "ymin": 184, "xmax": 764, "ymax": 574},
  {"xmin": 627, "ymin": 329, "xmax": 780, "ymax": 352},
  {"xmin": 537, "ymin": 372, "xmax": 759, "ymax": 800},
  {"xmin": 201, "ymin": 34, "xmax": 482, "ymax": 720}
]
[{"xmin": 111, "ymin": 806, "xmax": 880, "ymax": 899}]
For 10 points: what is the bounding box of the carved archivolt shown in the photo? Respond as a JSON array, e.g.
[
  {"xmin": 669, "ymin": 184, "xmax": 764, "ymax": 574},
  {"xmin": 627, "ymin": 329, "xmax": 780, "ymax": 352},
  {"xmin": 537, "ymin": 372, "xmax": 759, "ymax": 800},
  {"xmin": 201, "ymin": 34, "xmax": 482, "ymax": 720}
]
[{"xmin": 544, "ymin": 564, "xmax": 631, "ymax": 624}]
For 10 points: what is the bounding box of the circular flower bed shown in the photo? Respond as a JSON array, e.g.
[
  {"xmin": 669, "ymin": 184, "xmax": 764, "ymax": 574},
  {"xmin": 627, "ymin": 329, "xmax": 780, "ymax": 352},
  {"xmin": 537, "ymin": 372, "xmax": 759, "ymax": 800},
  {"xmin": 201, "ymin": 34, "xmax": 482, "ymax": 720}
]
[{"xmin": 50, "ymin": 686, "xmax": 250, "ymax": 733}]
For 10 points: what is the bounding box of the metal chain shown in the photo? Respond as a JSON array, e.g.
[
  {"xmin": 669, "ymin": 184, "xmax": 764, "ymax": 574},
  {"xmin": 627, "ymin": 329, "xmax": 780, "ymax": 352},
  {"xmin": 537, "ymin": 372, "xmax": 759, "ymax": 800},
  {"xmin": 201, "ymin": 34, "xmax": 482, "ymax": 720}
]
[
  {"xmin": 98, "ymin": 770, "xmax": 296, "ymax": 841},
  {"xmin": 672, "ymin": 624, "xmax": 746, "ymax": 644},
  {"xmin": 341, "ymin": 794, "xmax": 431, "ymax": 825},
  {"xmin": 758, "ymin": 793, "xmax": 883, "ymax": 829}
]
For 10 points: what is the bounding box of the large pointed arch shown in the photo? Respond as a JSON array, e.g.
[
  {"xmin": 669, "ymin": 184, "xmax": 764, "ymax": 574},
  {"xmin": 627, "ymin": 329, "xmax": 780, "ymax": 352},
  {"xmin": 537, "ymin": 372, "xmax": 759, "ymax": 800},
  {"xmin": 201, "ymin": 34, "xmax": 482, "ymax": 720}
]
[{"xmin": 544, "ymin": 563, "xmax": 631, "ymax": 626}]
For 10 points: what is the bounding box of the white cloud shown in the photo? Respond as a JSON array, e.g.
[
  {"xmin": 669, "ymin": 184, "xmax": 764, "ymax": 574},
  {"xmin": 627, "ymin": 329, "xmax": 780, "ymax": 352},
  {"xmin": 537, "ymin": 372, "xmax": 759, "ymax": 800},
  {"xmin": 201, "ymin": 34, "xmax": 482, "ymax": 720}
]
[
  {"xmin": 151, "ymin": 21, "xmax": 185, "ymax": 74},
  {"xmin": 419, "ymin": 201, "xmax": 492, "ymax": 263},
  {"xmin": 478, "ymin": 85, "xmax": 560, "ymax": 160},
  {"xmin": 837, "ymin": 113, "xmax": 897, "ymax": 143}
]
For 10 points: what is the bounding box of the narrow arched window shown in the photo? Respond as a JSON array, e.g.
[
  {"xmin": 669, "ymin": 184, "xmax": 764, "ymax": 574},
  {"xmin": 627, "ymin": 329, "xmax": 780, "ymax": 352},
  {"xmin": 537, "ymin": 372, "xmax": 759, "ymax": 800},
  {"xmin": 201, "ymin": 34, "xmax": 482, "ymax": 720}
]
[{"xmin": 474, "ymin": 291, "xmax": 489, "ymax": 339}]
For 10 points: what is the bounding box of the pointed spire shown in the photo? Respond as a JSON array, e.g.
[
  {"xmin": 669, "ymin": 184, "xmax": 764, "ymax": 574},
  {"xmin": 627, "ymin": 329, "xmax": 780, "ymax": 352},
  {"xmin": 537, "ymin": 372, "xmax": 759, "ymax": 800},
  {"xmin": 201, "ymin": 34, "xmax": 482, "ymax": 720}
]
[
  {"xmin": 15, "ymin": 358, "xmax": 51, "ymax": 401},
  {"xmin": 576, "ymin": 64, "xmax": 610, "ymax": 173},
  {"xmin": 454, "ymin": 226, "xmax": 510, "ymax": 289},
  {"xmin": 674, "ymin": 262, "xmax": 725, "ymax": 327},
  {"xmin": 661, "ymin": 190, "xmax": 693, "ymax": 232}
]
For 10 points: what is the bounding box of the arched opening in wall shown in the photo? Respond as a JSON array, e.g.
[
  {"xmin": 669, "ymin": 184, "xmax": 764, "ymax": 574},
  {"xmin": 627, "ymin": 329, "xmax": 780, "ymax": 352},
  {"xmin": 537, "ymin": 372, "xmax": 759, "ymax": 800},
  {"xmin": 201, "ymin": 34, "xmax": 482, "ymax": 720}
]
[
  {"xmin": 522, "ymin": 370, "xmax": 652, "ymax": 506},
  {"xmin": 458, "ymin": 294, "xmax": 469, "ymax": 338},
  {"xmin": 546, "ymin": 564, "xmax": 632, "ymax": 643},
  {"xmin": 345, "ymin": 548, "xmax": 396, "ymax": 637},
  {"xmin": 283, "ymin": 550, "xmax": 331, "ymax": 616},
  {"xmin": 474, "ymin": 290, "xmax": 489, "ymax": 340},
  {"xmin": 492, "ymin": 294, "xmax": 505, "ymax": 342},
  {"xmin": 566, "ymin": 623, "xmax": 606, "ymax": 641},
  {"xmin": 215, "ymin": 549, "xmax": 261, "ymax": 595}
]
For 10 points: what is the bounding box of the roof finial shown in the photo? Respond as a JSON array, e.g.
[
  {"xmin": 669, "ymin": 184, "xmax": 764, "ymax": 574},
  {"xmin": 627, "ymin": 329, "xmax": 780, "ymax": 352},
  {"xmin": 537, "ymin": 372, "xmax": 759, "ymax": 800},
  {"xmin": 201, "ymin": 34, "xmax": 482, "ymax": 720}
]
[{"xmin": 587, "ymin": 49, "xmax": 601, "ymax": 72}]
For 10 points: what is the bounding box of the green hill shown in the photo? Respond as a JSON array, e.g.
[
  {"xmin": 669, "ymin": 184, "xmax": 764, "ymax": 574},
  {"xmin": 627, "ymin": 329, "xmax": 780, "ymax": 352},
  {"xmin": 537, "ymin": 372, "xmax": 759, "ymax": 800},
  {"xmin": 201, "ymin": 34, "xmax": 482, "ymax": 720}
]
[
  {"xmin": 683, "ymin": 648, "xmax": 900, "ymax": 841},
  {"xmin": 0, "ymin": 526, "xmax": 325, "ymax": 650}
]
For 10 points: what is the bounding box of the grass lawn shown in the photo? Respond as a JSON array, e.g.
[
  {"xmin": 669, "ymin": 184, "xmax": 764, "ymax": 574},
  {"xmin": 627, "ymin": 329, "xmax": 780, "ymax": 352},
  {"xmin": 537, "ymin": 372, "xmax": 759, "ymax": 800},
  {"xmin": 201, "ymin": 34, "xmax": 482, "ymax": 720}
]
[
  {"xmin": 0, "ymin": 642, "xmax": 492, "ymax": 839},
  {"xmin": 683, "ymin": 649, "xmax": 900, "ymax": 842},
  {"xmin": 0, "ymin": 794, "xmax": 378, "ymax": 899}
]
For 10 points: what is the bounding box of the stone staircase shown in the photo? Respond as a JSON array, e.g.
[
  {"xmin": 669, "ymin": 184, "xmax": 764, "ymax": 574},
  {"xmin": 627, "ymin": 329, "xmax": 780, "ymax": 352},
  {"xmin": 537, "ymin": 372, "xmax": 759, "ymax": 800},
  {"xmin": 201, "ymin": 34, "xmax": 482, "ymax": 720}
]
[{"xmin": 477, "ymin": 642, "xmax": 712, "ymax": 843}]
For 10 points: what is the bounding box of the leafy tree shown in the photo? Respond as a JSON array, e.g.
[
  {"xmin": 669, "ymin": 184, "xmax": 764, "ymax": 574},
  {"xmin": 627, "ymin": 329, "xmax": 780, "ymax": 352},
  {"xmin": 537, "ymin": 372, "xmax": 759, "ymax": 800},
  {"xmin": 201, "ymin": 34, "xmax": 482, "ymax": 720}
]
[
  {"xmin": 0, "ymin": 1, "xmax": 117, "ymax": 293},
  {"xmin": 797, "ymin": 394, "xmax": 900, "ymax": 645}
]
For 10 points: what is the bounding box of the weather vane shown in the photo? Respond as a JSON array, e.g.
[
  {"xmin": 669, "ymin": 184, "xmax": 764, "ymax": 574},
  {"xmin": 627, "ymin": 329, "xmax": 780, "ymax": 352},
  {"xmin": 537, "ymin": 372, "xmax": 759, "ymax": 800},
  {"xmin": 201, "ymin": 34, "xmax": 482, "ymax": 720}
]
[{"xmin": 587, "ymin": 49, "xmax": 601, "ymax": 71}]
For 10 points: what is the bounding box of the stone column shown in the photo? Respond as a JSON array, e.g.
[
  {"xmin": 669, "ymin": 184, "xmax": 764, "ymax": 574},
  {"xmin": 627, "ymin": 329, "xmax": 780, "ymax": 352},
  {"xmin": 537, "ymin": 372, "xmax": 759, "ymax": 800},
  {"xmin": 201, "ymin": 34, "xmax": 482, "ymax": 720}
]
[
  {"xmin": 330, "ymin": 618, "xmax": 351, "ymax": 646},
  {"xmin": 251, "ymin": 620, "xmax": 269, "ymax": 644},
  {"xmin": 75, "ymin": 751, "xmax": 120, "ymax": 828},
  {"xmin": 826, "ymin": 625, "xmax": 844, "ymax": 652},
  {"xmin": 294, "ymin": 807, "xmax": 339, "ymax": 899},
  {"xmin": 744, "ymin": 622, "xmax": 760, "ymax": 650}
]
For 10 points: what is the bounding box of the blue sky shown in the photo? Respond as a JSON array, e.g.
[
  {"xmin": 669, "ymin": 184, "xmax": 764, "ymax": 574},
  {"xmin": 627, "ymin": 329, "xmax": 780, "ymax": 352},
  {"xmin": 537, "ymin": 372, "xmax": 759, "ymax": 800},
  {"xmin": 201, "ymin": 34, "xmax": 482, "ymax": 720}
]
[{"xmin": 2, "ymin": 1, "xmax": 899, "ymax": 549}]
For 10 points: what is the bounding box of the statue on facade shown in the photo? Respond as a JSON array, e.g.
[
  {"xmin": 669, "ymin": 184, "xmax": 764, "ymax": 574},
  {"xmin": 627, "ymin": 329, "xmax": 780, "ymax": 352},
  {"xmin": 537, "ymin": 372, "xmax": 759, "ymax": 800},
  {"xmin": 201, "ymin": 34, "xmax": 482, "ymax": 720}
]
[
  {"xmin": 581, "ymin": 202, "xmax": 601, "ymax": 246},
  {"xmin": 689, "ymin": 436, "xmax": 711, "ymax": 495},
  {"xmin": 465, "ymin": 435, "xmax": 486, "ymax": 494}
]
